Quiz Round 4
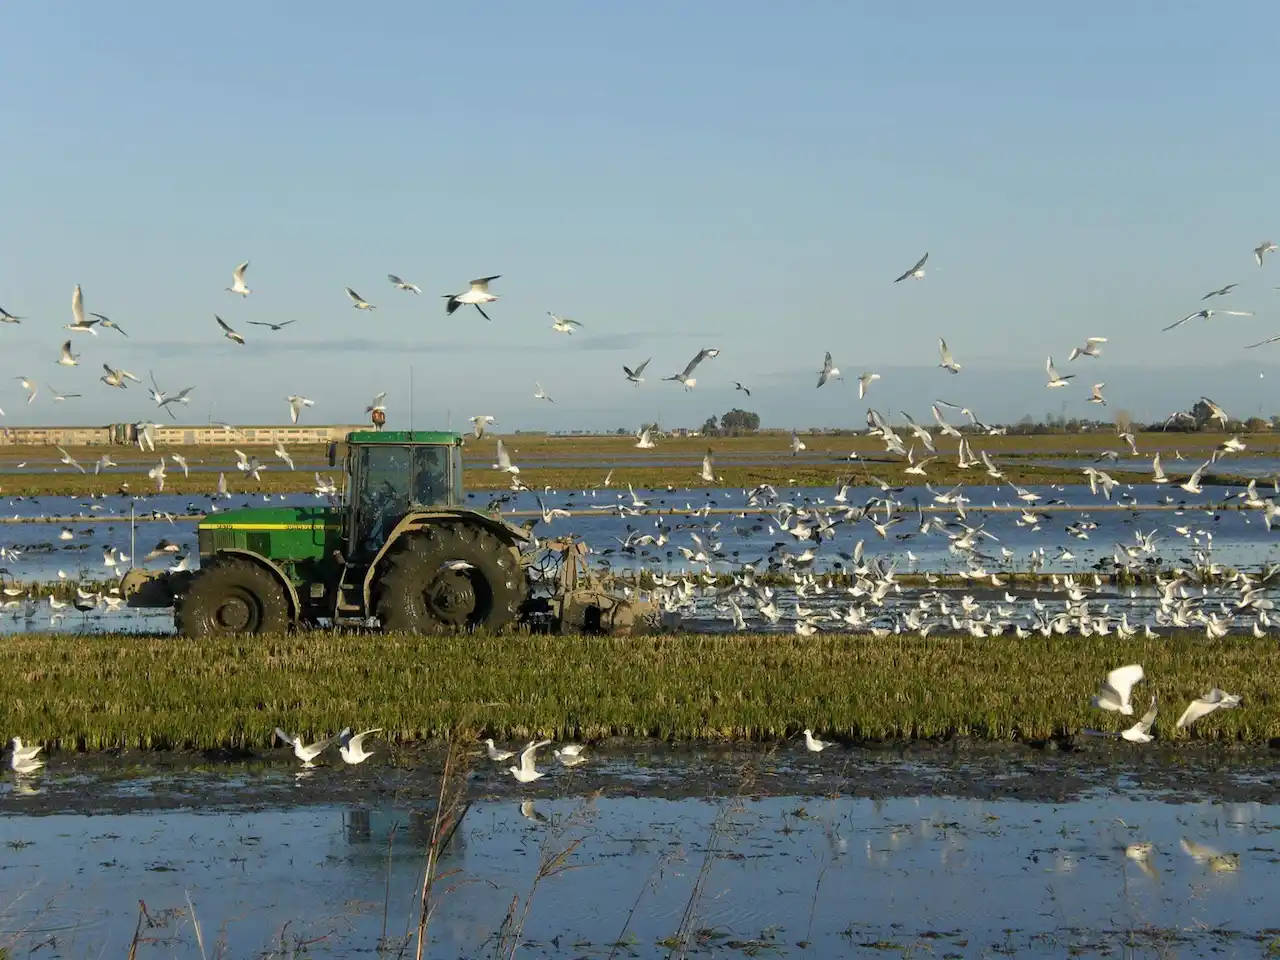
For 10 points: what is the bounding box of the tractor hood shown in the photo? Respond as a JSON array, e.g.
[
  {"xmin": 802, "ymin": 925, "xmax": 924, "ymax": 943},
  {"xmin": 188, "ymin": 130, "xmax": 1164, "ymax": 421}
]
[{"xmin": 198, "ymin": 506, "xmax": 342, "ymax": 561}]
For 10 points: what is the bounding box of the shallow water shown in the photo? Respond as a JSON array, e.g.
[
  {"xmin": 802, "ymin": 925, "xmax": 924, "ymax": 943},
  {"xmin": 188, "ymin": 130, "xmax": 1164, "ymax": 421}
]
[
  {"xmin": 0, "ymin": 752, "xmax": 1276, "ymax": 957},
  {"xmin": 1, "ymin": 480, "xmax": 1277, "ymax": 635}
]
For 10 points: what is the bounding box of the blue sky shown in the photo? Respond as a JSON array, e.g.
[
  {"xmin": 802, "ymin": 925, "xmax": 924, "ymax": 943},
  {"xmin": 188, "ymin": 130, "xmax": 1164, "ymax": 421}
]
[{"xmin": 3, "ymin": 2, "xmax": 1280, "ymax": 433}]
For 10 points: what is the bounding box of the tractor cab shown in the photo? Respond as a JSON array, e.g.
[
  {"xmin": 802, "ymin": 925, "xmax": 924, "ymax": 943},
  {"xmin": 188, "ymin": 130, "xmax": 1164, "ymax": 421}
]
[{"xmin": 329, "ymin": 431, "xmax": 465, "ymax": 557}]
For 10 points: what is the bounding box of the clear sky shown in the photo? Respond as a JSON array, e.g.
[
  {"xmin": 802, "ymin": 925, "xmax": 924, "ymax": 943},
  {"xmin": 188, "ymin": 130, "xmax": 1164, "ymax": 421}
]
[{"xmin": 3, "ymin": 2, "xmax": 1279, "ymax": 433}]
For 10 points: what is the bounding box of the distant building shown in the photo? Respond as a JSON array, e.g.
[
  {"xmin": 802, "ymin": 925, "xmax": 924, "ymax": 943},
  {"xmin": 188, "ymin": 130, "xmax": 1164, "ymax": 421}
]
[{"xmin": 0, "ymin": 424, "xmax": 368, "ymax": 446}]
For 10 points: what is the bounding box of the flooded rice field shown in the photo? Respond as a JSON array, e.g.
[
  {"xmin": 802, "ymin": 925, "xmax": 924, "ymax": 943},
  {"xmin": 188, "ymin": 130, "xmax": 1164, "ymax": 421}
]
[
  {"xmin": 1, "ymin": 747, "xmax": 1277, "ymax": 957},
  {"xmin": 1, "ymin": 479, "xmax": 1278, "ymax": 636}
]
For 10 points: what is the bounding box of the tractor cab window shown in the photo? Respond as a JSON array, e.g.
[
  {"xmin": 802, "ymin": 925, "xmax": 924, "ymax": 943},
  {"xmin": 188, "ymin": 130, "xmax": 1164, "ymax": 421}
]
[
  {"xmin": 355, "ymin": 445, "xmax": 413, "ymax": 554},
  {"xmin": 411, "ymin": 446, "xmax": 450, "ymax": 507}
]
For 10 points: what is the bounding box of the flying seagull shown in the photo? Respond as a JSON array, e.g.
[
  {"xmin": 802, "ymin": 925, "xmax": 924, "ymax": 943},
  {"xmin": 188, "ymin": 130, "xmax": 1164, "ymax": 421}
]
[
  {"xmin": 623, "ymin": 358, "xmax": 651, "ymax": 385},
  {"xmin": 227, "ymin": 261, "xmax": 252, "ymax": 296},
  {"xmin": 894, "ymin": 252, "xmax": 929, "ymax": 282},
  {"xmin": 1088, "ymin": 382, "xmax": 1107, "ymax": 405},
  {"xmin": 387, "ymin": 274, "xmax": 421, "ymax": 294},
  {"xmin": 337, "ymin": 727, "xmax": 382, "ymax": 765},
  {"xmin": 469, "ymin": 415, "xmax": 497, "ymax": 438},
  {"xmin": 1202, "ymin": 283, "xmax": 1239, "ymax": 300},
  {"xmin": 443, "ymin": 276, "xmax": 500, "ymax": 321},
  {"xmin": 1046, "ymin": 356, "xmax": 1073, "ymax": 388},
  {"xmin": 345, "ymin": 287, "xmax": 376, "ymax": 310},
  {"xmin": 247, "ymin": 320, "xmax": 298, "ymax": 331},
  {"xmin": 90, "ymin": 313, "xmax": 128, "ymax": 336},
  {"xmin": 508, "ymin": 738, "xmax": 553, "ymax": 783},
  {"xmin": 664, "ymin": 348, "xmax": 720, "ymax": 390},
  {"xmin": 816, "ymin": 352, "xmax": 840, "ymax": 388},
  {"xmin": 533, "ymin": 381, "xmax": 554, "ymax": 403},
  {"xmin": 1245, "ymin": 334, "xmax": 1280, "ymax": 349},
  {"xmin": 1068, "ymin": 337, "xmax": 1107, "ymax": 361},
  {"xmin": 493, "ymin": 438, "xmax": 519, "ymax": 474},
  {"xmin": 274, "ymin": 728, "xmax": 334, "ymax": 767},
  {"xmin": 1175, "ymin": 688, "xmax": 1242, "ymax": 729},
  {"xmin": 366, "ymin": 392, "xmax": 387, "ymax": 414},
  {"xmin": 15, "ymin": 378, "xmax": 36, "ymax": 403},
  {"xmin": 858, "ymin": 372, "xmax": 881, "ymax": 399},
  {"xmin": 734, "ymin": 381, "xmax": 752, "ymax": 397},
  {"xmin": 1091, "ymin": 663, "xmax": 1144, "ymax": 715},
  {"xmin": 937, "ymin": 338, "xmax": 961, "ymax": 374},
  {"xmin": 287, "ymin": 395, "xmax": 315, "ymax": 424},
  {"xmin": 57, "ymin": 340, "xmax": 79, "ymax": 367},
  {"xmin": 66, "ymin": 284, "xmax": 98, "ymax": 336},
  {"xmin": 0, "ymin": 306, "xmax": 22, "ymax": 324},
  {"xmin": 1255, "ymin": 242, "xmax": 1277, "ymax": 267},
  {"xmin": 47, "ymin": 384, "xmax": 81, "ymax": 401},
  {"xmin": 549, "ymin": 312, "xmax": 582, "ymax": 334},
  {"xmin": 1164, "ymin": 308, "xmax": 1253, "ymax": 332},
  {"xmin": 216, "ymin": 315, "xmax": 245, "ymax": 344}
]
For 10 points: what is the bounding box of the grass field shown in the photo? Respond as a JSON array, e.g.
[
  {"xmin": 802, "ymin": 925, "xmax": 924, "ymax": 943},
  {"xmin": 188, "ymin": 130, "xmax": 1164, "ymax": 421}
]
[
  {"xmin": 2, "ymin": 631, "xmax": 1275, "ymax": 751},
  {"xmin": 0, "ymin": 429, "xmax": 1268, "ymax": 495}
]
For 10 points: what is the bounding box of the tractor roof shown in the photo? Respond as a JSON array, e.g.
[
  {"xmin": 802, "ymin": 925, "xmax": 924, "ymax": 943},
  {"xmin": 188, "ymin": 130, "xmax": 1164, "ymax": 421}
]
[{"xmin": 346, "ymin": 430, "xmax": 463, "ymax": 445}]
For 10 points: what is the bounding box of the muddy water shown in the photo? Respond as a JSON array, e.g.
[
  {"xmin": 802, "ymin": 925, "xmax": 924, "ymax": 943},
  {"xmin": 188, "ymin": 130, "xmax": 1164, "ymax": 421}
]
[{"xmin": 0, "ymin": 747, "xmax": 1277, "ymax": 956}]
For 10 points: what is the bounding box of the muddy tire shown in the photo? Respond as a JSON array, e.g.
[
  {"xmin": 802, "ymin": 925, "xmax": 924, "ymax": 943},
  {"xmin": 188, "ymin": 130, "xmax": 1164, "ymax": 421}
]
[
  {"xmin": 175, "ymin": 558, "xmax": 292, "ymax": 638},
  {"xmin": 375, "ymin": 524, "xmax": 526, "ymax": 633}
]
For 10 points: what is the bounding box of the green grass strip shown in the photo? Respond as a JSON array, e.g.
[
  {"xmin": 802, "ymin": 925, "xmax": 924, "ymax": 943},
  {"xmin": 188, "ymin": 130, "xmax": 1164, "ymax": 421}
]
[{"xmin": 3, "ymin": 632, "xmax": 1278, "ymax": 750}]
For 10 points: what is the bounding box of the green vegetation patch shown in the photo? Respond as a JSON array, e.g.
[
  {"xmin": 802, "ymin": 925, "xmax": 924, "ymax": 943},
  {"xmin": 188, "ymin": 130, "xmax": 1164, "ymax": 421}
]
[{"xmin": 2, "ymin": 632, "xmax": 1276, "ymax": 750}]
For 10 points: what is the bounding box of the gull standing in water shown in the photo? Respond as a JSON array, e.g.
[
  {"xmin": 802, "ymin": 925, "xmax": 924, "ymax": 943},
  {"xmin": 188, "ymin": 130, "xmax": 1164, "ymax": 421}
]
[
  {"xmin": 216, "ymin": 315, "xmax": 245, "ymax": 344},
  {"xmin": 1068, "ymin": 337, "xmax": 1107, "ymax": 361},
  {"xmin": 508, "ymin": 739, "xmax": 553, "ymax": 783},
  {"xmin": 287, "ymin": 395, "xmax": 315, "ymax": 424},
  {"xmin": 483, "ymin": 738, "xmax": 515, "ymax": 761},
  {"xmin": 1176, "ymin": 688, "xmax": 1242, "ymax": 729},
  {"xmin": 1045, "ymin": 357, "xmax": 1073, "ymax": 388},
  {"xmin": 664, "ymin": 348, "xmax": 720, "ymax": 390},
  {"xmin": 9, "ymin": 738, "xmax": 43, "ymax": 775},
  {"xmin": 1164, "ymin": 308, "xmax": 1253, "ymax": 331},
  {"xmin": 937, "ymin": 338, "xmax": 962, "ymax": 374},
  {"xmin": 894, "ymin": 252, "xmax": 929, "ymax": 282},
  {"xmin": 275, "ymin": 728, "xmax": 335, "ymax": 767},
  {"xmin": 623, "ymin": 358, "xmax": 651, "ymax": 385},
  {"xmin": 443, "ymin": 276, "xmax": 500, "ymax": 321},
  {"xmin": 802, "ymin": 729, "xmax": 833, "ymax": 752},
  {"xmin": 858, "ymin": 372, "xmax": 881, "ymax": 399},
  {"xmin": 387, "ymin": 274, "xmax": 421, "ymax": 294},
  {"xmin": 345, "ymin": 287, "xmax": 376, "ymax": 310},
  {"xmin": 1255, "ymin": 241, "xmax": 1277, "ymax": 267},
  {"xmin": 227, "ymin": 261, "xmax": 252, "ymax": 296},
  {"xmin": 816, "ymin": 352, "xmax": 840, "ymax": 387}
]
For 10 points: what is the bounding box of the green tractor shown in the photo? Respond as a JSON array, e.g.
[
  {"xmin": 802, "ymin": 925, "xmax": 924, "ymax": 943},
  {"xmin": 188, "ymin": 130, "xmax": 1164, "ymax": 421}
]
[{"xmin": 122, "ymin": 430, "xmax": 666, "ymax": 637}]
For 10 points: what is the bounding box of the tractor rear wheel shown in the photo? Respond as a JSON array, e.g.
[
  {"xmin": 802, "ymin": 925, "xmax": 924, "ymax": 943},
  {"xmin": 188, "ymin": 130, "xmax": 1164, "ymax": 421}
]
[
  {"xmin": 375, "ymin": 524, "xmax": 526, "ymax": 633},
  {"xmin": 175, "ymin": 558, "xmax": 291, "ymax": 638}
]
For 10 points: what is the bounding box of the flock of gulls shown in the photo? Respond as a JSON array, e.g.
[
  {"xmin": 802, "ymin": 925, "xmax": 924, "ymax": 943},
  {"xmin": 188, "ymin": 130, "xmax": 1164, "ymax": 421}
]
[{"xmin": 0, "ymin": 248, "xmax": 1277, "ymax": 660}]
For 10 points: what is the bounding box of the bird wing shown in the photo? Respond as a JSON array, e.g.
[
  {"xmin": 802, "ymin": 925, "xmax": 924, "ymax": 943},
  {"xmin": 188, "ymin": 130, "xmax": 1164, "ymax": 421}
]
[
  {"xmin": 938, "ymin": 339, "xmax": 953, "ymax": 363},
  {"xmin": 345, "ymin": 287, "xmax": 364, "ymax": 302},
  {"xmin": 274, "ymin": 727, "xmax": 296, "ymax": 746},
  {"xmin": 1106, "ymin": 664, "xmax": 1144, "ymax": 702},
  {"xmin": 470, "ymin": 276, "xmax": 500, "ymax": 290},
  {"xmin": 518, "ymin": 738, "xmax": 551, "ymax": 772},
  {"xmin": 495, "ymin": 438, "xmax": 511, "ymax": 468},
  {"xmin": 71, "ymin": 284, "xmax": 85, "ymax": 326},
  {"xmin": 233, "ymin": 261, "xmax": 249, "ymax": 282},
  {"xmin": 349, "ymin": 728, "xmax": 381, "ymax": 751},
  {"xmin": 1164, "ymin": 311, "xmax": 1200, "ymax": 332},
  {"xmin": 216, "ymin": 315, "xmax": 235, "ymax": 334},
  {"xmin": 1221, "ymin": 310, "xmax": 1254, "ymax": 317},
  {"xmin": 473, "ymin": 303, "xmax": 493, "ymax": 322},
  {"xmin": 1133, "ymin": 696, "xmax": 1158, "ymax": 734},
  {"xmin": 633, "ymin": 357, "xmax": 651, "ymax": 376},
  {"xmin": 1175, "ymin": 697, "xmax": 1216, "ymax": 729},
  {"xmin": 388, "ymin": 274, "xmax": 403, "ymax": 284}
]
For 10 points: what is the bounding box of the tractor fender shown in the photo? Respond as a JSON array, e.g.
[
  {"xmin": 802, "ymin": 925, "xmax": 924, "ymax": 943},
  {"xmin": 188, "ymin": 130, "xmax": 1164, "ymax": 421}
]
[
  {"xmin": 205, "ymin": 548, "xmax": 302, "ymax": 622},
  {"xmin": 361, "ymin": 510, "xmax": 530, "ymax": 611}
]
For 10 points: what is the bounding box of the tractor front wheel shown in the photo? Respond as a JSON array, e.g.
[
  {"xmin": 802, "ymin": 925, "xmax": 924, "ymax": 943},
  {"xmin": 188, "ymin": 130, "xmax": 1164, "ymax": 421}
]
[
  {"xmin": 375, "ymin": 525, "xmax": 526, "ymax": 633},
  {"xmin": 175, "ymin": 558, "xmax": 292, "ymax": 638}
]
